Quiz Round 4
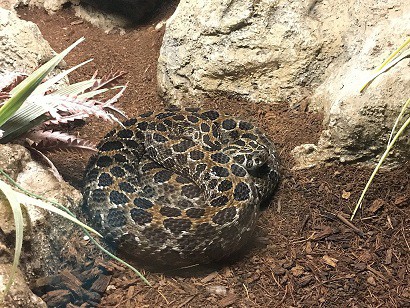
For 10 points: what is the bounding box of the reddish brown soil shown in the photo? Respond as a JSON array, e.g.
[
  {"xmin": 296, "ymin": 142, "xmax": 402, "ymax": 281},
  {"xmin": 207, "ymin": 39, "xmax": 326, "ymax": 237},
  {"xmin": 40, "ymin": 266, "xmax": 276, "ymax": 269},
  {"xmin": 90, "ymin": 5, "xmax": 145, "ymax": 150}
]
[{"xmin": 19, "ymin": 4, "xmax": 409, "ymax": 307}]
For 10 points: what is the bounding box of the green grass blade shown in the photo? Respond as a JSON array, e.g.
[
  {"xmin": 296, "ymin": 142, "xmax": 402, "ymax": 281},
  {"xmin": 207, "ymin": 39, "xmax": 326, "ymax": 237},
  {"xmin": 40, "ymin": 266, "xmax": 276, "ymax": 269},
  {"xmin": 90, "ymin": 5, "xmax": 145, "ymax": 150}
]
[
  {"xmin": 0, "ymin": 168, "xmax": 151, "ymax": 286},
  {"xmin": 0, "ymin": 112, "xmax": 48, "ymax": 143},
  {"xmin": 351, "ymin": 114, "xmax": 410, "ymax": 220},
  {"xmin": 374, "ymin": 38, "xmax": 410, "ymax": 72},
  {"xmin": 388, "ymin": 98, "xmax": 410, "ymax": 145},
  {"xmin": 54, "ymin": 79, "xmax": 96, "ymax": 96},
  {"xmin": 14, "ymin": 190, "xmax": 102, "ymax": 237},
  {"xmin": 0, "ymin": 169, "xmax": 101, "ymax": 237},
  {"xmin": 33, "ymin": 59, "xmax": 93, "ymax": 96},
  {"xmin": 85, "ymin": 231, "xmax": 151, "ymax": 286},
  {"xmin": 77, "ymin": 88, "xmax": 110, "ymax": 99},
  {"xmin": 0, "ymin": 37, "xmax": 85, "ymax": 128},
  {"xmin": 0, "ymin": 180, "xmax": 24, "ymax": 296},
  {"xmin": 360, "ymin": 49, "xmax": 410, "ymax": 93},
  {"xmin": 360, "ymin": 38, "xmax": 410, "ymax": 93}
]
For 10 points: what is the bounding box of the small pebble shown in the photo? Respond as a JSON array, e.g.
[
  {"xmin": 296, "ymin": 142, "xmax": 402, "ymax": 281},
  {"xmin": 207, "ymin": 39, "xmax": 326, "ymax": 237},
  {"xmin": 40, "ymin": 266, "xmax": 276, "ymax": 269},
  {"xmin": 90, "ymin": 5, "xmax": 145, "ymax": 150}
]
[
  {"xmin": 155, "ymin": 20, "xmax": 166, "ymax": 31},
  {"xmin": 272, "ymin": 265, "xmax": 286, "ymax": 276},
  {"xmin": 291, "ymin": 265, "xmax": 305, "ymax": 277},
  {"xmin": 206, "ymin": 285, "xmax": 227, "ymax": 296},
  {"xmin": 367, "ymin": 275, "xmax": 376, "ymax": 286}
]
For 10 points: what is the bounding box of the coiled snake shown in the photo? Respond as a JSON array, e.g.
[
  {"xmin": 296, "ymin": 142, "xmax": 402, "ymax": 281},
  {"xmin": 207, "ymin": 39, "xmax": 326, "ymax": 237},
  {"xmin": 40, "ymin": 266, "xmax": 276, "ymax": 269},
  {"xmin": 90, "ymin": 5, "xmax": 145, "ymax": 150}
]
[{"xmin": 83, "ymin": 107, "xmax": 279, "ymax": 267}]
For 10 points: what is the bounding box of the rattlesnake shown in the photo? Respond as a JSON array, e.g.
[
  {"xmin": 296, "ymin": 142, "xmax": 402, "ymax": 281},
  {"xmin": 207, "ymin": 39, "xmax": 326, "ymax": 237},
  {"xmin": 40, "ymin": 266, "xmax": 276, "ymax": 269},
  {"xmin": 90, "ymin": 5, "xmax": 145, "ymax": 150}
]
[{"xmin": 83, "ymin": 107, "xmax": 280, "ymax": 267}]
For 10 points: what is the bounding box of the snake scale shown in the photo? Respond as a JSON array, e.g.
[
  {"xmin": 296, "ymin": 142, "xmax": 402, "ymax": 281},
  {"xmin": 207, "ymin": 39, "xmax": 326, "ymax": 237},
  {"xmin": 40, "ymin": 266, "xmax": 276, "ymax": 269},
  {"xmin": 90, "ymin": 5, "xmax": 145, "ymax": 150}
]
[{"xmin": 82, "ymin": 107, "xmax": 280, "ymax": 267}]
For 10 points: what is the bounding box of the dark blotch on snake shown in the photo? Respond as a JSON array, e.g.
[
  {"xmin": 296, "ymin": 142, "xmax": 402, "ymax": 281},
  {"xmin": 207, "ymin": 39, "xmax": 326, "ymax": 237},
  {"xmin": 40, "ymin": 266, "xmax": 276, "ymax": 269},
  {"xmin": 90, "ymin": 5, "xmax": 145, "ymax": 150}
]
[
  {"xmin": 96, "ymin": 155, "xmax": 113, "ymax": 167},
  {"xmin": 210, "ymin": 196, "xmax": 229, "ymax": 207},
  {"xmin": 107, "ymin": 208, "xmax": 127, "ymax": 227},
  {"xmin": 109, "ymin": 190, "xmax": 129, "ymax": 205},
  {"xmin": 154, "ymin": 170, "xmax": 174, "ymax": 183},
  {"xmin": 163, "ymin": 218, "xmax": 192, "ymax": 234},
  {"xmin": 130, "ymin": 208, "xmax": 152, "ymax": 225},
  {"xmin": 181, "ymin": 184, "xmax": 201, "ymax": 198},
  {"xmin": 133, "ymin": 197, "xmax": 154, "ymax": 209},
  {"xmin": 98, "ymin": 173, "xmax": 113, "ymax": 187},
  {"xmin": 159, "ymin": 206, "xmax": 182, "ymax": 217},
  {"xmin": 99, "ymin": 141, "xmax": 123, "ymax": 151},
  {"xmin": 186, "ymin": 208, "xmax": 205, "ymax": 219},
  {"xmin": 234, "ymin": 182, "xmax": 251, "ymax": 201},
  {"xmin": 110, "ymin": 166, "xmax": 126, "ymax": 177},
  {"xmin": 212, "ymin": 207, "xmax": 237, "ymax": 225}
]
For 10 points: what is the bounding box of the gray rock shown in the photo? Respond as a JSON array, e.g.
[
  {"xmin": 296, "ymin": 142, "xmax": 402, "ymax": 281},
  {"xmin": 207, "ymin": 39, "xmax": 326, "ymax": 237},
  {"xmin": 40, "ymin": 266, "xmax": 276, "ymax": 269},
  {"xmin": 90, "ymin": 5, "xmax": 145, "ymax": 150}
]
[
  {"xmin": 0, "ymin": 0, "xmax": 71, "ymax": 13},
  {"xmin": 0, "ymin": 144, "xmax": 82, "ymax": 273},
  {"xmin": 300, "ymin": 3, "xmax": 410, "ymax": 166},
  {"xmin": 0, "ymin": 144, "xmax": 82, "ymax": 305},
  {"xmin": 0, "ymin": 8, "xmax": 56, "ymax": 73},
  {"xmin": 0, "ymin": 264, "xmax": 47, "ymax": 308},
  {"xmin": 158, "ymin": 0, "xmax": 410, "ymax": 166},
  {"xmin": 157, "ymin": 0, "xmax": 325, "ymax": 105}
]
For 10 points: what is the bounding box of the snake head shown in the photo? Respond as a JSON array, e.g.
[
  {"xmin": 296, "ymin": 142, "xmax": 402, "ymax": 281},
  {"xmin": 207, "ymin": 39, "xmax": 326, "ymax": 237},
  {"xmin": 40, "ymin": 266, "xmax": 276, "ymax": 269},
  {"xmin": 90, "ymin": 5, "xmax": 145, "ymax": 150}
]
[
  {"xmin": 234, "ymin": 146, "xmax": 269, "ymax": 171},
  {"xmin": 246, "ymin": 151, "xmax": 269, "ymax": 170}
]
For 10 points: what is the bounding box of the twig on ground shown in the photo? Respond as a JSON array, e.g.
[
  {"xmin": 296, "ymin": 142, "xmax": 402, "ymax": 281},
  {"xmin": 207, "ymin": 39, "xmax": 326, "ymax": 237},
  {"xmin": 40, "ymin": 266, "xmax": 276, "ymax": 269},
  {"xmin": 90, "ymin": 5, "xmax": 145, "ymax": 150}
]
[
  {"xmin": 277, "ymin": 284, "xmax": 288, "ymax": 307},
  {"xmin": 336, "ymin": 212, "xmax": 365, "ymax": 237},
  {"xmin": 177, "ymin": 294, "xmax": 196, "ymax": 308},
  {"xmin": 366, "ymin": 265, "xmax": 387, "ymax": 281},
  {"xmin": 402, "ymin": 227, "xmax": 410, "ymax": 252},
  {"xmin": 299, "ymin": 214, "xmax": 310, "ymax": 233},
  {"xmin": 311, "ymin": 274, "xmax": 356, "ymax": 289}
]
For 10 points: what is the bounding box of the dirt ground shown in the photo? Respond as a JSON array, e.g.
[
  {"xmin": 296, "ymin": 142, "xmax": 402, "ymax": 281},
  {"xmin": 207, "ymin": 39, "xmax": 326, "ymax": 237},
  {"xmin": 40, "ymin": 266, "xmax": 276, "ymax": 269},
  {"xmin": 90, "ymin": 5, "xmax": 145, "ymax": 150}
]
[{"xmin": 18, "ymin": 3, "xmax": 409, "ymax": 307}]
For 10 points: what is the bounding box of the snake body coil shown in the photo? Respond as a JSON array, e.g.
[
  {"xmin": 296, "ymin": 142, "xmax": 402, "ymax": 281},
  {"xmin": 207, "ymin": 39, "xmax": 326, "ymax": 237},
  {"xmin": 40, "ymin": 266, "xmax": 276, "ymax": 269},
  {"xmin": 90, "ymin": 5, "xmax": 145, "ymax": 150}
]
[{"xmin": 83, "ymin": 107, "xmax": 279, "ymax": 267}]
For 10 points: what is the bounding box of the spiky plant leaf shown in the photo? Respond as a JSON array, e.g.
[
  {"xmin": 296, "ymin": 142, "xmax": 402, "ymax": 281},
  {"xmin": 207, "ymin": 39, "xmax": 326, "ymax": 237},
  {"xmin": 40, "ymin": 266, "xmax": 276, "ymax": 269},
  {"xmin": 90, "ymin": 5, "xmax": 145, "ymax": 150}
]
[
  {"xmin": 0, "ymin": 93, "xmax": 11, "ymax": 100},
  {"xmin": 33, "ymin": 59, "xmax": 93, "ymax": 97},
  {"xmin": 49, "ymin": 95, "xmax": 121, "ymax": 122},
  {"xmin": 89, "ymin": 71, "xmax": 127, "ymax": 92},
  {"xmin": 0, "ymin": 107, "xmax": 49, "ymax": 143},
  {"xmin": 0, "ymin": 72, "xmax": 28, "ymax": 93},
  {"xmin": 0, "ymin": 89, "xmax": 125, "ymax": 142},
  {"xmin": 0, "ymin": 37, "xmax": 85, "ymax": 128},
  {"xmin": 54, "ymin": 79, "xmax": 97, "ymax": 97},
  {"xmin": 101, "ymin": 84, "xmax": 128, "ymax": 119},
  {"xmin": 26, "ymin": 145, "xmax": 64, "ymax": 182},
  {"xmin": 53, "ymin": 71, "xmax": 126, "ymax": 99},
  {"xmin": 77, "ymin": 88, "xmax": 111, "ymax": 100},
  {"xmin": 25, "ymin": 130, "xmax": 97, "ymax": 153}
]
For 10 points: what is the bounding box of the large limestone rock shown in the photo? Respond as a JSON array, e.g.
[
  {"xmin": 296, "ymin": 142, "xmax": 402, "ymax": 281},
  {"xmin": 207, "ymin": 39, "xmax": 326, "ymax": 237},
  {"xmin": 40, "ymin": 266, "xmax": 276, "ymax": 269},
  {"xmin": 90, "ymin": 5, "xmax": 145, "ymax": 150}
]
[
  {"xmin": 0, "ymin": 144, "xmax": 83, "ymax": 274},
  {"xmin": 293, "ymin": 4, "xmax": 410, "ymax": 166},
  {"xmin": 0, "ymin": 0, "xmax": 71, "ymax": 13},
  {"xmin": 158, "ymin": 0, "xmax": 326, "ymax": 104},
  {"xmin": 0, "ymin": 144, "xmax": 82, "ymax": 305},
  {"xmin": 158, "ymin": 0, "xmax": 410, "ymax": 165},
  {"xmin": 0, "ymin": 8, "xmax": 56, "ymax": 73},
  {"xmin": 0, "ymin": 264, "xmax": 47, "ymax": 307}
]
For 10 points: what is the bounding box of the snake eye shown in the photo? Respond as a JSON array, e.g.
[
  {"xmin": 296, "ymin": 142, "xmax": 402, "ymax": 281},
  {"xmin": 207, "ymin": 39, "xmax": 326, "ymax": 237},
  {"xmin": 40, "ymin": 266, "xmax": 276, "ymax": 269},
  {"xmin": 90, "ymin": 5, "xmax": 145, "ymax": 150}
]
[{"xmin": 193, "ymin": 131, "xmax": 201, "ymax": 140}]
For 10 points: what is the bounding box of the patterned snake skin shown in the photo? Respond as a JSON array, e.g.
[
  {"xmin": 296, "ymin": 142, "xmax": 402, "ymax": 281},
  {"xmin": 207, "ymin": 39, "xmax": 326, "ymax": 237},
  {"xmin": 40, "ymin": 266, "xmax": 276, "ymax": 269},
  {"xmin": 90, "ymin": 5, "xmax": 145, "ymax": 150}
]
[{"xmin": 83, "ymin": 107, "xmax": 280, "ymax": 267}]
